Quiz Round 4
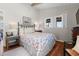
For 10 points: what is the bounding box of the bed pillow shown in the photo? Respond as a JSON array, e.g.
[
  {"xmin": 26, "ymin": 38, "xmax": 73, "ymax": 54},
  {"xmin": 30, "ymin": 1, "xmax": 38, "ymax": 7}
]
[
  {"xmin": 24, "ymin": 27, "xmax": 35, "ymax": 34},
  {"xmin": 20, "ymin": 28, "xmax": 24, "ymax": 36}
]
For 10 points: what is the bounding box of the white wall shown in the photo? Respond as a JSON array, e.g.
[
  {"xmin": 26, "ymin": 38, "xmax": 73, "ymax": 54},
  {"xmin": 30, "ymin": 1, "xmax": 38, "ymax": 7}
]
[
  {"xmin": 0, "ymin": 3, "xmax": 38, "ymax": 46},
  {"xmin": 37, "ymin": 4, "xmax": 79, "ymax": 42}
]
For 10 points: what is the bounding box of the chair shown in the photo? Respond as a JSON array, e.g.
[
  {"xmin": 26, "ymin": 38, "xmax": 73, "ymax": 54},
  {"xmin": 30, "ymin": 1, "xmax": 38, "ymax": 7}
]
[{"xmin": 66, "ymin": 36, "xmax": 79, "ymax": 56}]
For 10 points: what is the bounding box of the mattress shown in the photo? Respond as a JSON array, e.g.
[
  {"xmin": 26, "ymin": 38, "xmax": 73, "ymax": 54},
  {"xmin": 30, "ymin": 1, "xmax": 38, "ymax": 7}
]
[{"xmin": 20, "ymin": 32, "xmax": 56, "ymax": 56}]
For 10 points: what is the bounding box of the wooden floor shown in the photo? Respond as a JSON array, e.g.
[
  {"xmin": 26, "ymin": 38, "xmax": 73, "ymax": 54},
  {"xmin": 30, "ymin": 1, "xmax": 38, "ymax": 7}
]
[
  {"xmin": 47, "ymin": 41, "xmax": 64, "ymax": 56},
  {"xmin": 47, "ymin": 41, "xmax": 73, "ymax": 56}
]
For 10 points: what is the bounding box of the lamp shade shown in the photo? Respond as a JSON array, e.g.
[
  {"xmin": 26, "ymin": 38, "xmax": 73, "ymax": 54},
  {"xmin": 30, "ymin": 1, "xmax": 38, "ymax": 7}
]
[
  {"xmin": 34, "ymin": 22, "xmax": 39, "ymax": 30},
  {"xmin": 73, "ymin": 35, "xmax": 79, "ymax": 53}
]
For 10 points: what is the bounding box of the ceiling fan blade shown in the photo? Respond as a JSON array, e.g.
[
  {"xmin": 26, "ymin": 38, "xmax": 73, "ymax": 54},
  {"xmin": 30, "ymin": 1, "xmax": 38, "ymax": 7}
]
[{"xmin": 31, "ymin": 3, "xmax": 40, "ymax": 6}]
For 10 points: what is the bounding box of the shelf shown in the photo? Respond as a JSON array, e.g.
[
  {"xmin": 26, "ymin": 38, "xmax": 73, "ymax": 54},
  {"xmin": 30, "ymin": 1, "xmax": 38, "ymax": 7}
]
[
  {"xmin": 6, "ymin": 36, "xmax": 19, "ymax": 50},
  {"xmin": 8, "ymin": 40, "xmax": 16, "ymax": 43}
]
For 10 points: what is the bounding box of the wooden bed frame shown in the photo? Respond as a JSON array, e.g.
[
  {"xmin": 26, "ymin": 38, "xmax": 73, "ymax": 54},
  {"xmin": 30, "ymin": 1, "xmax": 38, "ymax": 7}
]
[{"xmin": 18, "ymin": 22, "xmax": 65, "ymax": 56}]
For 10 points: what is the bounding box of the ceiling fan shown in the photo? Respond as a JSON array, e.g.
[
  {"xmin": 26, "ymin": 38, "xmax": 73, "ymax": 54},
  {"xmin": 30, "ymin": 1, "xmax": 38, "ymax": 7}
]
[{"xmin": 31, "ymin": 3, "xmax": 41, "ymax": 6}]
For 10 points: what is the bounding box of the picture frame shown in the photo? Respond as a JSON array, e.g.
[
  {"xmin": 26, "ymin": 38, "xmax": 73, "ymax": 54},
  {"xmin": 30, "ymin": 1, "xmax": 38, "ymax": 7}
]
[
  {"xmin": 45, "ymin": 18, "xmax": 51, "ymax": 27},
  {"xmin": 46, "ymin": 18, "xmax": 51, "ymax": 23},
  {"xmin": 22, "ymin": 16, "xmax": 31, "ymax": 24}
]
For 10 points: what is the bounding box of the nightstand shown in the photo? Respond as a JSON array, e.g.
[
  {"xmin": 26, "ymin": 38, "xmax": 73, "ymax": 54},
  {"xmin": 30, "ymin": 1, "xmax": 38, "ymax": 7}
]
[{"xmin": 6, "ymin": 36, "xmax": 20, "ymax": 50}]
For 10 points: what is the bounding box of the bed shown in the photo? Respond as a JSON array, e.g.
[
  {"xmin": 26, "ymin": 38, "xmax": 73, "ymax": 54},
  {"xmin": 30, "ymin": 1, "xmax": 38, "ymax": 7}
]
[{"xmin": 20, "ymin": 32, "xmax": 56, "ymax": 56}]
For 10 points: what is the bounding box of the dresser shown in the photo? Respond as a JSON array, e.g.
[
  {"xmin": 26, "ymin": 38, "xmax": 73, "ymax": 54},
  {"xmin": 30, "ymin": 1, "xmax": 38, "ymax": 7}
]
[
  {"xmin": 72, "ymin": 27, "xmax": 79, "ymax": 47},
  {"xmin": 65, "ymin": 36, "xmax": 79, "ymax": 56}
]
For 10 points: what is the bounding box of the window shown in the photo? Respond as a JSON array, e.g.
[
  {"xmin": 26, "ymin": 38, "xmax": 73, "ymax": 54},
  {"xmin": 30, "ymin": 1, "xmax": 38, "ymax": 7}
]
[
  {"xmin": 56, "ymin": 17, "xmax": 63, "ymax": 28},
  {"xmin": 46, "ymin": 19, "xmax": 51, "ymax": 23},
  {"xmin": 46, "ymin": 18, "xmax": 51, "ymax": 27}
]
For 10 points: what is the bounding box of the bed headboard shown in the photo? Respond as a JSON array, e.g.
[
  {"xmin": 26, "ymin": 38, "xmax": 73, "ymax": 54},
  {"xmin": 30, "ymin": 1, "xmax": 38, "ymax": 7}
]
[
  {"xmin": 18, "ymin": 22, "xmax": 35, "ymax": 36},
  {"xmin": 18, "ymin": 16, "xmax": 35, "ymax": 36}
]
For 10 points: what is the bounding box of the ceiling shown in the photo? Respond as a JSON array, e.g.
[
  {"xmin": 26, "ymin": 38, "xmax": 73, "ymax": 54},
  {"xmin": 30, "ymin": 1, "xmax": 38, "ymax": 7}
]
[{"xmin": 30, "ymin": 3, "xmax": 79, "ymax": 10}]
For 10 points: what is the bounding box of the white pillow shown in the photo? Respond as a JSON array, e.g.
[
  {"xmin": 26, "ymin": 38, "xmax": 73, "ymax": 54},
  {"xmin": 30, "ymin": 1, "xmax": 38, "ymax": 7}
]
[
  {"xmin": 20, "ymin": 28, "xmax": 24, "ymax": 36},
  {"xmin": 25, "ymin": 27, "xmax": 35, "ymax": 34}
]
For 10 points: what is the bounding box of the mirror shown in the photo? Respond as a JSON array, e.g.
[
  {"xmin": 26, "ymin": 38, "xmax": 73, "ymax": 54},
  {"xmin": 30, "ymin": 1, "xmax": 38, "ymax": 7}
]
[{"xmin": 0, "ymin": 10, "xmax": 3, "ymax": 56}]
